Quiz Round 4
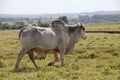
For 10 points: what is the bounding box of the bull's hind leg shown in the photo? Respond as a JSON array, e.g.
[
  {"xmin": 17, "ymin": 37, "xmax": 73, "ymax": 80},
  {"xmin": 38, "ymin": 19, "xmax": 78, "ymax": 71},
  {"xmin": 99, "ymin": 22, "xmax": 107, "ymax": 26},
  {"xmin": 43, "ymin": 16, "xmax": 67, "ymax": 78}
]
[
  {"xmin": 15, "ymin": 49, "xmax": 27, "ymax": 69},
  {"xmin": 28, "ymin": 50, "xmax": 38, "ymax": 68}
]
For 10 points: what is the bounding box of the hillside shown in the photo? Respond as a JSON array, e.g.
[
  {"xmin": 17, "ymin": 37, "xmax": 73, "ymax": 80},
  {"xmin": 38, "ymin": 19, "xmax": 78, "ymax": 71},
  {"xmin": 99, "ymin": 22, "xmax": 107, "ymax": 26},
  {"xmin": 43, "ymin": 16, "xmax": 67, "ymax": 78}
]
[{"xmin": 0, "ymin": 11, "xmax": 120, "ymax": 18}]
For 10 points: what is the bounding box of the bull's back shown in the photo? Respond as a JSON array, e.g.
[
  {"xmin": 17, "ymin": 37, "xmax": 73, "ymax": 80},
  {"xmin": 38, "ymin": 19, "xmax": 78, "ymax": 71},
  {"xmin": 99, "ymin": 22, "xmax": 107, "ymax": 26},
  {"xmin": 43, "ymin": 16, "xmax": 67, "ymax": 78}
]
[
  {"xmin": 19, "ymin": 27, "xmax": 42, "ymax": 39},
  {"xmin": 19, "ymin": 27, "xmax": 57, "ymax": 49}
]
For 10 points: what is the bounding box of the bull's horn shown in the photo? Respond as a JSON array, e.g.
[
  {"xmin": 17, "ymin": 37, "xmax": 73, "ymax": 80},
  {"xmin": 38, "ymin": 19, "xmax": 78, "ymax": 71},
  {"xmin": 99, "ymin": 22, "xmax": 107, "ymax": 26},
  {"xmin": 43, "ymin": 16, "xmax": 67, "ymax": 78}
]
[{"xmin": 80, "ymin": 23, "xmax": 83, "ymax": 26}]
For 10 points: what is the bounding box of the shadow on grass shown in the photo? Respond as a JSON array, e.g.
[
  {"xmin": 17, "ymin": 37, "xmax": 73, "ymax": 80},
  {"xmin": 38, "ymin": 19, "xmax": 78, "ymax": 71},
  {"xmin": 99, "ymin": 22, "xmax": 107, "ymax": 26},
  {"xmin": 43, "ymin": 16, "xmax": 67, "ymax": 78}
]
[
  {"xmin": 54, "ymin": 65, "xmax": 62, "ymax": 68},
  {"xmin": 10, "ymin": 67, "xmax": 41, "ymax": 73},
  {"xmin": 10, "ymin": 65, "xmax": 64, "ymax": 73}
]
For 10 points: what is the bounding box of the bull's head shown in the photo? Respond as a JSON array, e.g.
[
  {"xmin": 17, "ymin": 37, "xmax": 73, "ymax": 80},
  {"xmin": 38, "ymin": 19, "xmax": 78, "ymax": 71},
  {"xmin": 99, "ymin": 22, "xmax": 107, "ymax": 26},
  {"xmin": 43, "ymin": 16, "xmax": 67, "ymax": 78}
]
[
  {"xmin": 78, "ymin": 23, "xmax": 87, "ymax": 40},
  {"xmin": 68, "ymin": 23, "xmax": 87, "ymax": 42},
  {"xmin": 66, "ymin": 23, "xmax": 87, "ymax": 54}
]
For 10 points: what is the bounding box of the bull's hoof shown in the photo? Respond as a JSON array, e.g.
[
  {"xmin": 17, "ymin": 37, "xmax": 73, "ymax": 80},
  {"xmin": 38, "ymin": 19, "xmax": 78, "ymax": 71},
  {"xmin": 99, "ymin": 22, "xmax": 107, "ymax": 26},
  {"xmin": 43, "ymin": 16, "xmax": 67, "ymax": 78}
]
[
  {"xmin": 48, "ymin": 62, "xmax": 54, "ymax": 66},
  {"xmin": 61, "ymin": 64, "xmax": 65, "ymax": 66},
  {"xmin": 35, "ymin": 66, "xmax": 39, "ymax": 69},
  {"xmin": 15, "ymin": 66, "xmax": 19, "ymax": 69}
]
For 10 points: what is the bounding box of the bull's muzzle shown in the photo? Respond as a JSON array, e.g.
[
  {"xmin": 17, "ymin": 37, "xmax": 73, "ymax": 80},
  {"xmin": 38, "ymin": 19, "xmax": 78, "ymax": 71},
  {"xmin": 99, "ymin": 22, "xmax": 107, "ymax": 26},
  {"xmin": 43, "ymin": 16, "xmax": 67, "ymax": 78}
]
[{"xmin": 83, "ymin": 36, "xmax": 87, "ymax": 40}]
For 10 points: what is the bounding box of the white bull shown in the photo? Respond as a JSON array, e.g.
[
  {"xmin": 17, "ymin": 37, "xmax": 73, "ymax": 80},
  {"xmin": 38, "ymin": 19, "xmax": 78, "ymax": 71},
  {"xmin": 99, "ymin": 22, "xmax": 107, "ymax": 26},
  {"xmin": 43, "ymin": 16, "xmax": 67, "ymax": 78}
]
[{"xmin": 15, "ymin": 20, "xmax": 87, "ymax": 68}]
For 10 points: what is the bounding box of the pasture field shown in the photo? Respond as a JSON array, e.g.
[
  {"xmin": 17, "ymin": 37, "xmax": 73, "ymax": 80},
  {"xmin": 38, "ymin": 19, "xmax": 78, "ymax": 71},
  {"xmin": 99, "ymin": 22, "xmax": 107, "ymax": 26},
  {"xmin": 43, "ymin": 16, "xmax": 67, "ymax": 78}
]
[
  {"xmin": 86, "ymin": 22, "xmax": 120, "ymax": 31},
  {"xmin": 0, "ymin": 22, "xmax": 120, "ymax": 80}
]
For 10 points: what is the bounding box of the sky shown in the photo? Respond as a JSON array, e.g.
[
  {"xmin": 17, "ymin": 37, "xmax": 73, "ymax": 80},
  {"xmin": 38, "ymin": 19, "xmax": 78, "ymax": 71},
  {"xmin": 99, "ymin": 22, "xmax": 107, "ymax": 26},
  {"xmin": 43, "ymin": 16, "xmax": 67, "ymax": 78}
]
[{"xmin": 0, "ymin": 0, "xmax": 120, "ymax": 14}]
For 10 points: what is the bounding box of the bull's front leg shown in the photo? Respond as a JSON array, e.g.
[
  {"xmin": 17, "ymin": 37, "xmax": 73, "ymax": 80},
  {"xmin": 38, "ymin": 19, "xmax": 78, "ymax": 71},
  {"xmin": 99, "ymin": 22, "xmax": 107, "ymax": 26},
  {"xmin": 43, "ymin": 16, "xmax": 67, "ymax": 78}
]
[
  {"xmin": 48, "ymin": 50, "xmax": 59, "ymax": 66},
  {"xmin": 60, "ymin": 51, "xmax": 65, "ymax": 66},
  {"xmin": 59, "ymin": 45, "xmax": 66, "ymax": 66}
]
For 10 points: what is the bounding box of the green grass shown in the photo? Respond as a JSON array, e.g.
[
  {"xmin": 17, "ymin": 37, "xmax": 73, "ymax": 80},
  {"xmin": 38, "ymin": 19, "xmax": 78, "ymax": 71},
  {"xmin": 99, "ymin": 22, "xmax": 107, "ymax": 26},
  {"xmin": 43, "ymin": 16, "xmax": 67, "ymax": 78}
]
[
  {"xmin": 86, "ymin": 22, "xmax": 120, "ymax": 31},
  {"xmin": 0, "ymin": 23, "xmax": 120, "ymax": 80}
]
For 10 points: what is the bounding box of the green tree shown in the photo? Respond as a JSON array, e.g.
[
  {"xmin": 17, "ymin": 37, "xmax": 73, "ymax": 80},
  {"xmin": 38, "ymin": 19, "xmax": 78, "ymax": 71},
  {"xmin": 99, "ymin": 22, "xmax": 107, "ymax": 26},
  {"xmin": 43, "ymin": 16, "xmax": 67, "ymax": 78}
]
[
  {"xmin": 1, "ymin": 23, "xmax": 11, "ymax": 30},
  {"xmin": 37, "ymin": 20, "xmax": 42, "ymax": 27},
  {"xmin": 0, "ymin": 22, "xmax": 2, "ymax": 26},
  {"xmin": 37, "ymin": 20, "xmax": 49, "ymax": 27},
  {"xmin": 12, "ymin": 22, "xmax": 25, "ymax": 29},
  {"xmin": 40, "ymin": 23, "xmax": 49, "ymax": 27},
  {"xmin": 58, "ymin": 16, "xmax": 68, "ymax": 23},
  {"xmin": 0, "ymin": 22, "xmax": 2, "ymax": 29},
  {"xmin": 32, "ymin": 24, "xmax": 37, "ymax": 26}
]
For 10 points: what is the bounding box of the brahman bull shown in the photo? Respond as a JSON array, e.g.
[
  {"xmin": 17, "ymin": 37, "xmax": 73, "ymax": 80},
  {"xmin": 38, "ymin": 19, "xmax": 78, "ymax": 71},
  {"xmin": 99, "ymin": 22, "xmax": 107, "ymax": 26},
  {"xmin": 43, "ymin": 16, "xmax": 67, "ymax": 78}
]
[{"xmin": 15, "ymin": 20, "xmax": 87, "ymax": 68}]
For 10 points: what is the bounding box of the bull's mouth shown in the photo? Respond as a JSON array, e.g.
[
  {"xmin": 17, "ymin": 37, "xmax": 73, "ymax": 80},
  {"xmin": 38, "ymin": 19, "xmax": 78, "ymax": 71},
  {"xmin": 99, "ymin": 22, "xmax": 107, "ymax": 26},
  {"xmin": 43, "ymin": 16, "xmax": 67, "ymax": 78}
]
[{"xmin": 82, "ymin": 36, "xmax": 87, "ymax": 40}]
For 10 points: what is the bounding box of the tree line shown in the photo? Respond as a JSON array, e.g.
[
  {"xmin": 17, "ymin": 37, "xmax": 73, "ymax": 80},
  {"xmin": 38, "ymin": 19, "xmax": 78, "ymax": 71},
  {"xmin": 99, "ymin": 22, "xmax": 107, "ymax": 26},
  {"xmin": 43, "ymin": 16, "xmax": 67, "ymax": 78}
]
[
  {"xmin": 0, "ymin": 14, "xmax": 120, "ymax": 30},
  {"xmin": 78, "ymin": 14, "xmax": 120, "ymax": 23},
  {"xmin": 0, "ymin": 22, "xmax": 25, "ymax": 30},
  {"xmin": 0, "ymin": 16, "xmax": 68, "ymax": 30},
  {"xmin": 0, "ymin": 21, "xmax": 50, "ymax": 30}
]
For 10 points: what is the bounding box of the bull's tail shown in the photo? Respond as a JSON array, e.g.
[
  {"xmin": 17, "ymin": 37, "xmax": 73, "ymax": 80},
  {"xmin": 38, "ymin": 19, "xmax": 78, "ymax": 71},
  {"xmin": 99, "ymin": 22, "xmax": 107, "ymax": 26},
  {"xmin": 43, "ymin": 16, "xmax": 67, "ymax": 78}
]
[{"xmin": 18, "ymin": 27, "xmax": 27, "ymax": 40}]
